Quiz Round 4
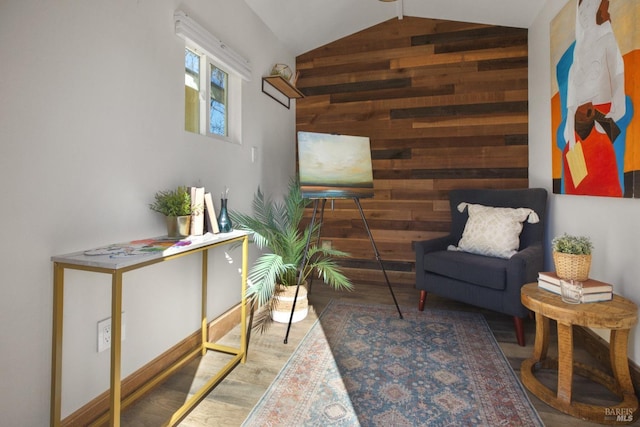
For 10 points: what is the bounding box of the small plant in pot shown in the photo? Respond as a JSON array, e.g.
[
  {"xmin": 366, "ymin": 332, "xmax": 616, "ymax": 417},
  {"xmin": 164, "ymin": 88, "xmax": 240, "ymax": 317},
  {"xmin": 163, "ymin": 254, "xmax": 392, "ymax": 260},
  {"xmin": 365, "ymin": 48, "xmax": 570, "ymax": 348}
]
[
  {"xmin": 551, "ymin": 233, "xmax": 594, "ymax": 281},
  {"xmin": 230, "ymin": 179, "xmax": 353, "ymax": 330},
  {"xmin": 150, "ymin": 186, "xmax": 195, "ymax": 237}
]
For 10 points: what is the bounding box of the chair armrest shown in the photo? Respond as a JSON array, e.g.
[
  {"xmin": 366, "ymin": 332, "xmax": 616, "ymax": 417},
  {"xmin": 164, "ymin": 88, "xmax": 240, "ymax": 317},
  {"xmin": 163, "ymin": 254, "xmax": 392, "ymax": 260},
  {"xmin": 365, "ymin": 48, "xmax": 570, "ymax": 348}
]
[
  {"xmin": 415, "ymin": 235, "xmax": 455, "ymax": 254},
  {"xmin": 414, "ymin": 235, "xmax": 456, "ymax": 274},
  {"xmin": 502, "ymin": 244, "xmax": 544, "ymax": 317},
  {"xmin": 506, "ymin": 243, "xmax": 544, "ymax": 290}
]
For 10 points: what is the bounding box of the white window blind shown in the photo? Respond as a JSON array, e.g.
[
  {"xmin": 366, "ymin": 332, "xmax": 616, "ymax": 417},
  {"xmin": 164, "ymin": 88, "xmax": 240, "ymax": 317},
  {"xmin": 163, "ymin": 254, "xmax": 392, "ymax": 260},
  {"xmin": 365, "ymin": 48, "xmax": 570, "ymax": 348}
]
[{"xmin": 174, "ymin": 10, "xmax": 252, "ymax": 82}]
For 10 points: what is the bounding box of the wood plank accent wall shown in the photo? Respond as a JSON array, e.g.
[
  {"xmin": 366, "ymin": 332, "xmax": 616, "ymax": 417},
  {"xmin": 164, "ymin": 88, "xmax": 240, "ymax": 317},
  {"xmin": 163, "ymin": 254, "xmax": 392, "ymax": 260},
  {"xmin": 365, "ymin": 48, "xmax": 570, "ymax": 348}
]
[{"xmin": 295, "ymin": 17, "xmax": 529, "ymax": 288}]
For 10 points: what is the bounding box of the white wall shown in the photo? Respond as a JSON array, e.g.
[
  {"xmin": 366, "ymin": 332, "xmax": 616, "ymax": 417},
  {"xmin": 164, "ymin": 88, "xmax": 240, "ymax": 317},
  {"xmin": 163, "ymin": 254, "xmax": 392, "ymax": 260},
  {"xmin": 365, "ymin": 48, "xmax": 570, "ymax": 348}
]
[
  {"xmin": 0, "ymin": 0, "xmax": 296, "ymax": 424},
  {"xmin": 529, "ymin": 0, "xmax": 640, "ymax": 363}
]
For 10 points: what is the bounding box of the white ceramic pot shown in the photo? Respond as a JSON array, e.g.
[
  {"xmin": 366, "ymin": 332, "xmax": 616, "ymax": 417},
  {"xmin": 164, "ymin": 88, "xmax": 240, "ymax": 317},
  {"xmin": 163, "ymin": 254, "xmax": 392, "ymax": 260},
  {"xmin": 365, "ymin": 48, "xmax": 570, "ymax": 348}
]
[{"xmin": 271, "ymin": 283, "xmax": 308, "ymax": 323}]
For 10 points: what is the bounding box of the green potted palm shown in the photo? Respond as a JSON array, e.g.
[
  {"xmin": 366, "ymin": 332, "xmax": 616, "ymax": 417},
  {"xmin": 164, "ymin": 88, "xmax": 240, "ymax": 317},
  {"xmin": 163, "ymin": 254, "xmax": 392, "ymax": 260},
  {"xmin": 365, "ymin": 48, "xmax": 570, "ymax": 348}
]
[
  {"xmin": 230, "ymin": 180, "xmax": 352, "ymax": 330},
  {"xmin": 150, "ymin": 186, "xmax": 195, "ymax": 237},
  {"xmin": 551, "ymin": 233, "xmax": 594, "ymax": 281}
]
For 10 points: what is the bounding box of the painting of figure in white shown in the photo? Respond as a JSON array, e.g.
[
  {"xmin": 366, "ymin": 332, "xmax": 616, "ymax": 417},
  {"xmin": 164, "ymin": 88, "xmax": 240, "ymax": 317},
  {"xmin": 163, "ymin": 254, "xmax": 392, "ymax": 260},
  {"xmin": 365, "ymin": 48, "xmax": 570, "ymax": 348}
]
[{"xmin": 551, "ymin": 0, "xmax": 637, "ymax": 197}]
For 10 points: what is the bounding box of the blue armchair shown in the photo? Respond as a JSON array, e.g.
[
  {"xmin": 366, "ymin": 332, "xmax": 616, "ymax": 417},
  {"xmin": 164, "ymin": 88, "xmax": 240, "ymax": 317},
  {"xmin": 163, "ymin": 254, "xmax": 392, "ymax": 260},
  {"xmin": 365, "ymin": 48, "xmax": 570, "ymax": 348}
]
[{"xmin": 415, "ymin": 188, "xmax": 547, "ymax": 346}]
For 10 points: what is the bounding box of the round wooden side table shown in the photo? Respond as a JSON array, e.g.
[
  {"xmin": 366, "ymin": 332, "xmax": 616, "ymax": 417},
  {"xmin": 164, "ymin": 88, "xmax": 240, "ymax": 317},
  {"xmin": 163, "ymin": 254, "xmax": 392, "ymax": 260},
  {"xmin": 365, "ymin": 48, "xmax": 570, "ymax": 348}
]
[{"xmin": 520, "ymin": 283, "xmax": 638, "ymax": 424}]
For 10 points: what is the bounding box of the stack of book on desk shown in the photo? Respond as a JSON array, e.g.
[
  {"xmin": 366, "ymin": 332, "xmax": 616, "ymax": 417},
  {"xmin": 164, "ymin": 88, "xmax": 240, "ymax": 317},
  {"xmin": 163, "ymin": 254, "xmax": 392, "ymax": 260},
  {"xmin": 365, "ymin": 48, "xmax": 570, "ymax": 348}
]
[{"xmin": 537, "ymin": 271, "xmax": 613, "ymax": 303}]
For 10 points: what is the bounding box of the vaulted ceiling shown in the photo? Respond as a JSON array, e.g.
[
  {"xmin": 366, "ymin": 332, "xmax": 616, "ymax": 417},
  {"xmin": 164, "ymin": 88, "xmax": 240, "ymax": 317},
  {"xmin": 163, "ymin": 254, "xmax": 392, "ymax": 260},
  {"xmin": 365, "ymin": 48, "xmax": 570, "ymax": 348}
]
[{"xmin": 244, "ymin": 0, "xmax": 546, "ymax": 56}]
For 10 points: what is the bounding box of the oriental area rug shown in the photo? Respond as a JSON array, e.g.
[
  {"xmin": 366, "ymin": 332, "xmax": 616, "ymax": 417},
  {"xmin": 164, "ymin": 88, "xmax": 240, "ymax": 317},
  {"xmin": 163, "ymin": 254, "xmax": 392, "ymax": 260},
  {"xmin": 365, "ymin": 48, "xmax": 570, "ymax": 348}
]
[{"xmin": 242, "ymin": 301, "xmax": 543, "ymax": 427}]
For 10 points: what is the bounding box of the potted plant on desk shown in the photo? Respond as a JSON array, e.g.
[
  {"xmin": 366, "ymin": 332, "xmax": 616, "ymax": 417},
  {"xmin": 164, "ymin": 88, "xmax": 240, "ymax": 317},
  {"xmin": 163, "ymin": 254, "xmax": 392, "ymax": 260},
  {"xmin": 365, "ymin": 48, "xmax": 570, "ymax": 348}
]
[
  {"xmin": 552, "ymin": 233, "xmax": 594, "ymax": 281},
  {"xmin": 230, "ymin": 180, "xmax": 353, "ymax": 330},
  {"xmin": 150, "ymin": 186, "xmax": 198, "ymax": 238}
]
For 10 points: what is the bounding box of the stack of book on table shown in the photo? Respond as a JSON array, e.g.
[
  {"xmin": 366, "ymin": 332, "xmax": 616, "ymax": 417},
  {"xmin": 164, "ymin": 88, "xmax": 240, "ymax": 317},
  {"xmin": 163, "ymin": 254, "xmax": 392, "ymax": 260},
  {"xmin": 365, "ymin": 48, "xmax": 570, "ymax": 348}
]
[
  {"xmin": 189, "ymin": 186, "xmax": 220, "ymax": 235},
  {"xmin": 537, "ymin": 271, "xmax": 613, "ymax": 303}
]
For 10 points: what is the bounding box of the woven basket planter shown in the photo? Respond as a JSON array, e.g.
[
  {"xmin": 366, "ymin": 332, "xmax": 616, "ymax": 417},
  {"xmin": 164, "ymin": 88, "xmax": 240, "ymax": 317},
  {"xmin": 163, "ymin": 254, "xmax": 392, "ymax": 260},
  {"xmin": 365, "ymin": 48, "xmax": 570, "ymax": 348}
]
[
  {"xmin": 553, "ymin": 251, "xmax": 592, "ymax": 281},
  {"xmin": 271, "ymin": 283, "xmax": 308, "ymax": 323}
]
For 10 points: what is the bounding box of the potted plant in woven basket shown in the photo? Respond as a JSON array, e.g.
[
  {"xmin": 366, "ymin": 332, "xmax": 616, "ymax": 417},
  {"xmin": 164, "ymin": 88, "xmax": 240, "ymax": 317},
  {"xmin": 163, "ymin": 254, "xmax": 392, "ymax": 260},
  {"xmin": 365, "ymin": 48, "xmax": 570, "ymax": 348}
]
[
  {"xmin": 551, "ymin": 233, "xmax": 593, "ymax": 281},
  {"xmin": 229, "ymin": 179, "xmax": 353, "ymax": 330}
]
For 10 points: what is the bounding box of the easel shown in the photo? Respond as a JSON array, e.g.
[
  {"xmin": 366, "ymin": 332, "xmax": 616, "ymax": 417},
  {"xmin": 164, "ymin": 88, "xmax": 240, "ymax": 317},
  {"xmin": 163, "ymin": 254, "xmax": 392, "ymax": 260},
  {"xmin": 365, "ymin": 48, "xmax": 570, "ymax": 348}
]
[{"xmin": 284, "ymin": 197, "xmax": 403, "ymax": 344}]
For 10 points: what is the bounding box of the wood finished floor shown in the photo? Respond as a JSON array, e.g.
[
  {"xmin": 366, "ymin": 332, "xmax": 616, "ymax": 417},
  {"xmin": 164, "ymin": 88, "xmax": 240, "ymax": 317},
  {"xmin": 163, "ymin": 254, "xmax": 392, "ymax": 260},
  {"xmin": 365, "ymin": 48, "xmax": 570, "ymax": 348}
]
[{"xmin": 117, "ymin": 283, "xmax": 639, "ymax": 426}]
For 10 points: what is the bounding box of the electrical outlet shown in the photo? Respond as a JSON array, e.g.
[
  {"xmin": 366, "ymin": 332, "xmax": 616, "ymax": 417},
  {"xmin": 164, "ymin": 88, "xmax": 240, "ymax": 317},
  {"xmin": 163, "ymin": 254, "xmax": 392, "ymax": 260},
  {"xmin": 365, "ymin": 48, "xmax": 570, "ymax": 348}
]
[
  {"xmin": 97, "ymin": 313, "xmax": 126, "ymax": 353},
  {"xmin": 97, "ymin": 318, "xmax": 110, "ymax": 352},
  {"xmin": 322, "ymin": 240, "xmax": 332, "ymax": 250}
]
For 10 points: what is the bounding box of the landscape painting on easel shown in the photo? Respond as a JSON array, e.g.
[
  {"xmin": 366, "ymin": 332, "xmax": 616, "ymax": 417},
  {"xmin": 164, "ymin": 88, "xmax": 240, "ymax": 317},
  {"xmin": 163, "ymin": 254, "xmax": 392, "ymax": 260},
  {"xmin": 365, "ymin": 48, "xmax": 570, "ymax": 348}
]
[
  {"xmin": 297, "ymin": 131, "xmax": 374, "ymax": 199},
  {"xmin": 550, "ymin": 0, "xmax": 639, "ymax": 197}
]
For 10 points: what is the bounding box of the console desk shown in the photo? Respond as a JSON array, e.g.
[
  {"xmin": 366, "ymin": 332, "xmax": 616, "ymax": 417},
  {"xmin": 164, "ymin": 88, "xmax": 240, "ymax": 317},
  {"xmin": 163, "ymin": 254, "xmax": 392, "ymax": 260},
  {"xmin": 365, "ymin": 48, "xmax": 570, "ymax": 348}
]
[
  {"xmin": 50, "ymin": 230, "xmax": 249, "ymax": 427},
  {"xmin": 521, "ymin": 283, "xmax": 638, "ymax": 424}
]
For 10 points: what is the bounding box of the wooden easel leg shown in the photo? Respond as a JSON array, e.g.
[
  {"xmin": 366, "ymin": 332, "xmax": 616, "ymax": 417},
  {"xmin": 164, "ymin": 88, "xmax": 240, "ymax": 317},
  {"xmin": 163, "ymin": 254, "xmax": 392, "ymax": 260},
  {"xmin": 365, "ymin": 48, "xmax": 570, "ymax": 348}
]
[
  {"xmin": 307, "ymin": 199, "xmax": 326, "ymax": 294},
  {"xmin": 284, "ymin": 199, "xmax": 320, "ymax": 344},
  {"xmin": 353, "ymin": 197, "xmax": 403, "ymax": 319}
]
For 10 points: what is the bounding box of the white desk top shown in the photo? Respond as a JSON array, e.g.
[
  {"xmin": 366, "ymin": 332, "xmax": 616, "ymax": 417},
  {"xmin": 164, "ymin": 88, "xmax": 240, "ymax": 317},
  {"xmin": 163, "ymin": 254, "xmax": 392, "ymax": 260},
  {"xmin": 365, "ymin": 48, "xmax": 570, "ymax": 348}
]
[{"xmin": 51, "ymin": 230, "xmax": 248, "ymax": 270}]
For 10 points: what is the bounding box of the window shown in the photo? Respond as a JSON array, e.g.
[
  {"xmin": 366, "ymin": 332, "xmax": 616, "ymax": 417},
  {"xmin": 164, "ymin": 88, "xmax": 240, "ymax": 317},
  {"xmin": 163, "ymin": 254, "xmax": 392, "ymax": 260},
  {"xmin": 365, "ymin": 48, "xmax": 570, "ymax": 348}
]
[
  {"xmin": 184, "ymin": 48, "xmax": 238, "ymax": 141},
  {"xmin": 175, "ymin": 10, "xmax": 251, "ymax": 144},
  {"xmin": 184, "ymin": 48, "xmax": 200, "ymax": 134},
  {"xmin": 209, "ymin": 65, "xmax": 227, "ymax": 136}
]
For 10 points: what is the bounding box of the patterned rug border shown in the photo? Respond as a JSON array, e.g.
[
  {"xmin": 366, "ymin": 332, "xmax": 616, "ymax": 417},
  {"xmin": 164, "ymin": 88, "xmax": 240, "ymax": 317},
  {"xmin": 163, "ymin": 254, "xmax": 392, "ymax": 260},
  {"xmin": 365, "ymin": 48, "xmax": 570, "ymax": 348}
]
[{"xmin": 243, "ymin": 300, "xmax": 543, "ymax": 427}]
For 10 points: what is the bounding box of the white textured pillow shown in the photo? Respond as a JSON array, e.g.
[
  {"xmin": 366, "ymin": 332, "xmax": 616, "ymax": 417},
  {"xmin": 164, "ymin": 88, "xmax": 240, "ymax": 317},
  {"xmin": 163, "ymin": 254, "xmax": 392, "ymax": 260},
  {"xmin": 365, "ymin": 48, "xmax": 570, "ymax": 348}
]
[{"xmin": 448, "ymin": 202, "xmax": 540, "ymax": 259}]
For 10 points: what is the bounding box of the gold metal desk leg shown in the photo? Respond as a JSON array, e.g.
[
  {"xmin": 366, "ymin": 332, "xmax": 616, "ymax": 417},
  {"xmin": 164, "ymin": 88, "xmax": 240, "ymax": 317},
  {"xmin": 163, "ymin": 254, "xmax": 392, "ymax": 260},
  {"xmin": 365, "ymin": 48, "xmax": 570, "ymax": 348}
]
[
  {"xmin": 51, "ymin": 264, "xmax": 64, "ymax": 427},
  {"xmin": 109, "ymin": 271, "xmax": 123, "ymax": 427},
  {"xmin": 202, "ymin": 249, "xmax": 208, "ymax": 355},
  {"xmin": 241, "ymin": 235, "xmax": 248, "ymax": 362}
]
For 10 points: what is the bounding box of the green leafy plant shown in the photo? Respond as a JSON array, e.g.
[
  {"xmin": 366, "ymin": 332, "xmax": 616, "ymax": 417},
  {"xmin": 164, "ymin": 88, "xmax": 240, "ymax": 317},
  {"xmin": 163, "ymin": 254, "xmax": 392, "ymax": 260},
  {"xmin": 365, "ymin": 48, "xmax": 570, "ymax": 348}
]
[
  {"xmin": 551, "ymin": 233, "xmax": 593, "ymax": 255},
  {"xmin": 230, "ymin": 180, "xmax": 352, "ymax": 330},
  {"xmin": 149, "ymin": 186, "xmax": 193, "ymax": 217}
]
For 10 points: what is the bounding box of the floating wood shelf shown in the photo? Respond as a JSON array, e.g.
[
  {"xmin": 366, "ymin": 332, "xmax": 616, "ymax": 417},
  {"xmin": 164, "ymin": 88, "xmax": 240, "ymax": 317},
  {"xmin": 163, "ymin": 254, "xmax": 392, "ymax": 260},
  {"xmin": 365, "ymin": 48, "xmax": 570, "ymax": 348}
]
[{"xmin": 262, "ymin": 75, "xmax": 304, "ymax": 109}]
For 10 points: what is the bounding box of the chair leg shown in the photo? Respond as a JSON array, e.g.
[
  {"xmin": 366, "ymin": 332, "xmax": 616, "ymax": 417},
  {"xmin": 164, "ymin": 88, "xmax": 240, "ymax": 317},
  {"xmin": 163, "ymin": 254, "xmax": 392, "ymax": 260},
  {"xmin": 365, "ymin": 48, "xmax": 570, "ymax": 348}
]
[
  {"xmin": 514, "ymin": 316, "xmax": 525, "ymax": 346},
  {"xmin": 418, "ymin": 290, "xmax": 427, "ymax": 311}
]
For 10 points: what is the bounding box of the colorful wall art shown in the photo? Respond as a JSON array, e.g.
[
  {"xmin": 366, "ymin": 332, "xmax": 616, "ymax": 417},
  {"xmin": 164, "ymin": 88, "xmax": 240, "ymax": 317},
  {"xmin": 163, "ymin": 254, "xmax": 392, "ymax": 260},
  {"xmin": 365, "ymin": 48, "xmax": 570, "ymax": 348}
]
[
  {"xmin": 297, "ymin": 131, "xmax": 374, "ymax": 199},
  {"xmin": 551, "ymin": 0, "xmax": 639, "ymax": 197}
]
